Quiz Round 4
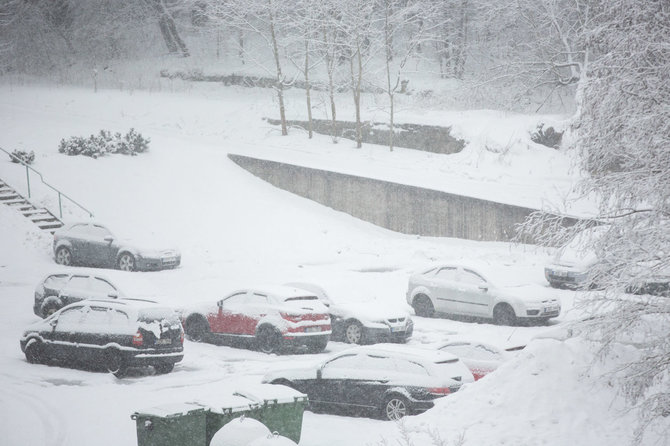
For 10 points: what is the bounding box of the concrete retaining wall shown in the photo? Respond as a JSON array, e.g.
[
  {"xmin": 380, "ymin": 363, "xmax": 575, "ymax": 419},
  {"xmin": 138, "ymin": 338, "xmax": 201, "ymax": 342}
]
[{"xmin": 229, "ymin": 154, "xmax": 569, "ymax": 242}]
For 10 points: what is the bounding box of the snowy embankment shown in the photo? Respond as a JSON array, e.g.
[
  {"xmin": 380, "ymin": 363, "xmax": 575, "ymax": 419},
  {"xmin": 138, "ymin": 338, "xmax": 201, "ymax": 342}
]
[{"xmin": 0, "ymin": 84, "xmax": 645, "ymax": 446}]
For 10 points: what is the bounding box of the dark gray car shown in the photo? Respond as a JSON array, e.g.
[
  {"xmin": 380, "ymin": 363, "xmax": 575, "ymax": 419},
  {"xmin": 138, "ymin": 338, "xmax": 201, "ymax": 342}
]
[{"xmin": 53, "ymin": 222, "xmax": 180, "ymax": 271}]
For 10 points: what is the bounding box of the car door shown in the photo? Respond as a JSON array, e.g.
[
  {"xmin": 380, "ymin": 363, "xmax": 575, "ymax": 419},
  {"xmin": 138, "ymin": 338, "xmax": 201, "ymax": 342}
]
[
  {"xmin": 456, "ymin": 269, "xmax": 492, "ymax": 316},
  {"xmin": 58, "ymin": 275, "xmax": 93, "ymax": 306},
  {"xmin": 340, "ymin": 354, "xmax": 396, "ymax": 410},
  {"xmin": 211, "ymin": 292, "xmax": 251, "ymax": 335},
  {"xmin": 83, "ymin": 225, "xmax": 117, "ymax": 267},
  {"xmin": 312, "ymin": 353, "xmax": 361, "ymax": 408},
  {"xmin": 72, "ymin": 305, "xmax": 113, "ymax": 364},
  {"xmin": 50, "ymin": 306, "xmax": 87, "ymax": 364},
  {"xmin": 428, "ymin": 267, "xmax": 460, "ymax": 313},
  {"xmin": 65, "ymin": 223, "xmax": 92, "ymax": 263}
]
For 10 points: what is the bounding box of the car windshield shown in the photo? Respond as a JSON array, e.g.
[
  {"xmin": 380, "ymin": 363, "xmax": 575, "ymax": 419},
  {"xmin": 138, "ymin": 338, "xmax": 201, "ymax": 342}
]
[{"xmin": 43, "ymin": 274, "xmax": 69, "ymax": 288}]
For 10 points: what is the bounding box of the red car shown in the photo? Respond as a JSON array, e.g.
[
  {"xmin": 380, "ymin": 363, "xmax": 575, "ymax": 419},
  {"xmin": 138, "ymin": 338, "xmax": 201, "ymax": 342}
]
[{"xmin": 181, "ymin": 286, "xmax": 332, "ymax": 354}]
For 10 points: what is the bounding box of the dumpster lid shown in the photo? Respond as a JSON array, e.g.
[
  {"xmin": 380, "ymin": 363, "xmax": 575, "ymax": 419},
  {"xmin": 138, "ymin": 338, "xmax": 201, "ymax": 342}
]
[
  {"xmin": 132, "ymin": 402, "xmax": 205, "ymax": 418},
  {"xmin": 233, "ymin": 384, "xmax": 307, "ymax": 405},
  {"xmin": 197, "ymin": 393, "xmax": 261, "ymax": 414}
]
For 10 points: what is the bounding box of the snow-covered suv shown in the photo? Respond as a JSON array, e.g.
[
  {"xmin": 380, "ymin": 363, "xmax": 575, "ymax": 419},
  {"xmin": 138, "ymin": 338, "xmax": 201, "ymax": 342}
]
[{"xmin": 181, "ymin": 286, "xmax": 332, "ymax": 354}]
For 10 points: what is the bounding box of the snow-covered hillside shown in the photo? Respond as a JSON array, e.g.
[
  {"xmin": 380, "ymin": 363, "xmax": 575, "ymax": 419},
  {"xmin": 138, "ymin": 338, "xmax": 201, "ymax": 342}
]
[{"xmin": 0, "ymin": 84, "xmax": 645, "ymax": 446}]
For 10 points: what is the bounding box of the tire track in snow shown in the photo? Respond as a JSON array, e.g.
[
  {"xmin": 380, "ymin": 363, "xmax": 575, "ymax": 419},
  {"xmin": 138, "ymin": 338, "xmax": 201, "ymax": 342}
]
[{"xmin": 1, "ymin": 386, "xmax": 68, "ymax": 446}]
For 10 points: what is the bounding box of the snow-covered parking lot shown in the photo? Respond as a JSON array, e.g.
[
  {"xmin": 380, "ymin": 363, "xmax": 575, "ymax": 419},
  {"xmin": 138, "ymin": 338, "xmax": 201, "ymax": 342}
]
[{"xmin": 0, "ymin": 85, "xmax": 640, "ymax": 446}]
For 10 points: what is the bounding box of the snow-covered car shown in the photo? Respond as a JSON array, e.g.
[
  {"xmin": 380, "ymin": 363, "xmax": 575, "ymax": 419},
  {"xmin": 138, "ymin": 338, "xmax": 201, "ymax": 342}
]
[
  {"xmin": 545, "ymin": 227, "xmax": 670, "ymax": 295},
  {"xmin": 436, "ymin": 340, "xmax": 524, "ymax": 381},
  {"xmin": 33, "ymin": 272, "xmax": 119, "ymax": 317},
  {"xmin": 181, "ymin": 286, "xmax": 332, "ymax": 354},
  {"xmin": 20, "ymin": 299, "xmax": 184, "ymax": 377},
  {"xmin": 406, "ymin": 264, "xmax": 561, "ymax": 325},
  {"xmin": 284, "ymin": 282, "xmax": 413, "ymax": 345},
  {"xmin": 544, "ymin": 227, "xmax": 603, "ymax": 289},
  {"xmin": 263, "ymin": 344, "xmax": 474, "ymax": 420},
  {"xmin": 53, "ymin": 222, "xmax": 181, "ymax": 271}
]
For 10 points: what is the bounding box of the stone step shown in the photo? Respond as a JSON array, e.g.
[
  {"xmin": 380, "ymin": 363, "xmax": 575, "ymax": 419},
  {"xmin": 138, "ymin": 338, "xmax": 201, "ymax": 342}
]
[
  {"xmin": 4, "ymin": 198, "xmax": 29, "ymax": 206},
  {"xmin": 0, "ymin": 194, "xmax": 20, "ymax": 201},
  {"xmin": 31, "ymin": 215, "xmax": 58, "ymax": 223},
  {"xmin": 22, "ymin": 209, "xmax": 48, "ymax": 216},
  {"xmin": 38, "ymin": 222, "xmax": 64, "ymax": 230}
]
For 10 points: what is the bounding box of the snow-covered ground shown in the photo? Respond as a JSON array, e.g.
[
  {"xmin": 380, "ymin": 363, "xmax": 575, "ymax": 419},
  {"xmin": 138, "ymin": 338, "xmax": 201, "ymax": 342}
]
[{"xmin": 0, "ymin": 84, "xmax": 642, "ymax": 446}]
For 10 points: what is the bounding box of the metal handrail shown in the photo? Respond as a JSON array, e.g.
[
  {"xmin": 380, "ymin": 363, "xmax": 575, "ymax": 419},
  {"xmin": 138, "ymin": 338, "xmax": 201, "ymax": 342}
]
[{"xmin": 0, "ymin": 146, "xmax": 94, "ymax": 218}]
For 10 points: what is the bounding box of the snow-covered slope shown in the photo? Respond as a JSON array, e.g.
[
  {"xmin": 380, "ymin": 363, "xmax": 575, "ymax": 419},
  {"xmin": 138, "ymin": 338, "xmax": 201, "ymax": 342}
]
[{"xmin": 0, "ymin": 84, "xmax": 645, "ymax": 446}]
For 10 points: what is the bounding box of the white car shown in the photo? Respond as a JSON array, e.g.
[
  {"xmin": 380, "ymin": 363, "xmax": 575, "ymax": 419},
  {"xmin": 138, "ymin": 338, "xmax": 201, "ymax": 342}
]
[
  {"xmin": 285, "ymin": 282, "xmax": 413, "ymax": 345},
  {"xmin": 406, "ymin": 264, "xmax": 561, "ymax": 325}
]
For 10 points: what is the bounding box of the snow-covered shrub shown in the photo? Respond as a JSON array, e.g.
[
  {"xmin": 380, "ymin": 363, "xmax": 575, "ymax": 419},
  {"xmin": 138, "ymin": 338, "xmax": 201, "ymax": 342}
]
[
  {"xmin": 58, "ymin": 129, "xmax": 150, "ymax": 158},
  {"xmin": 115, "ymin": 128, "xmax": 150, "ymax": 155},
  {"xmin": 531, "ymin": 124, "xmax": 563, "ymax": 149},
  {"xmin": 9, "ymin": 150, "xmax": 35, "ymax": 164}
]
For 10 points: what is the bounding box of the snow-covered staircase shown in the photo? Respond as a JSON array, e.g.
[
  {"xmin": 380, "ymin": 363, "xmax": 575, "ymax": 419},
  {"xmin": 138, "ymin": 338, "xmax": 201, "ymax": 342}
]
[{"xmin": 0, "ymin": 179, "xmax": 64, "ymax": 233}]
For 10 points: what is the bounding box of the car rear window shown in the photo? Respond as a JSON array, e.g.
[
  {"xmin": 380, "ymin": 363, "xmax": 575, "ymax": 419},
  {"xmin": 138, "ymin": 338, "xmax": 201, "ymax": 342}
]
[
  {"xmin": 284, "ymin": 296, "xmax": 319, "ymax": 302},
  {"xmin": 138, "ymin": 308, "xmax": 180, "ymax": 324}
]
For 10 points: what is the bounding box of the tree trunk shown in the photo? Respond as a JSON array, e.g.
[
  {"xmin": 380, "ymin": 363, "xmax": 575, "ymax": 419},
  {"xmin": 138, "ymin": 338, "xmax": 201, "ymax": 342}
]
[
  {"xmin": 350, "ymin": 42, "xmax": 363, "ymax": 149},
  {"xmin": 268, "ymin": 0, "xmax": 287, "ymax": 136},
  {"xmin": 304, "ymin": 39, "xmax": 313, "ymax": 139},
  {"xmin": 324, "ymin": 30, "xmax": 338, "ymax": 143},
  {"xmin": 384, "ymin": 3, "xmax": 394, "ymax": 151},
  {"xmin": 152, "ymin": 0, "xmax": 189, "ymax": 57}
]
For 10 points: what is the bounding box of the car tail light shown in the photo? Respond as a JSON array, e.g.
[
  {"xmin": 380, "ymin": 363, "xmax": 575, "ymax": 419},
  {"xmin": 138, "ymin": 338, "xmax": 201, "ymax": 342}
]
[
  {"xmin": 280, "ymin": 312, "xmax": 303, "ymax": 323},
  {"xmin": 132, "ymin": 331, "xmax": 144, "ymax": 346},
  {"xmin": 427, "ymin": 387, "xmax": 451, "ymax": 395},
  {"xmin": 180, "ymin": 330, "xmax": 184, "ymax": 344}
]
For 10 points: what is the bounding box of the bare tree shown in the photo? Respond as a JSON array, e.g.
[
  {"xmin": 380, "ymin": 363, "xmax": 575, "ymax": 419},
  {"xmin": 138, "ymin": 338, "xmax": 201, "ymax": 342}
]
[{"xmin": 147, "ymin": 0, "xmax": 190, "ymax": 57}]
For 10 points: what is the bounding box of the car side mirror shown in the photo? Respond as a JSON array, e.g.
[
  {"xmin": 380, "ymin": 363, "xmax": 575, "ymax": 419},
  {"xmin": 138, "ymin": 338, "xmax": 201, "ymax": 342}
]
[
  {"xmin": 104, "ymin": 236, "xmax": 114, "ymax": 243},
  {"xmin": 108, "ymin": 291, "xmax": 119, "ymax": 299},
  {"xmin": 49, "ymin": 318, "xmax": 58, "ymax": 328},
  {"xmin": 478, "ymin": 284, "xmax": 489, "ymax": 292}
]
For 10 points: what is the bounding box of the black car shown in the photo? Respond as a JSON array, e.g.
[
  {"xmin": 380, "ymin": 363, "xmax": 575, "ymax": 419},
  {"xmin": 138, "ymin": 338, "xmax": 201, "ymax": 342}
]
[
  {"xmin": 263, "ymin": 345, "xmax": 473, "ymax": 420},
  {"xmin": 20, "ymin": 299, "xmax": 184, "ymax": 377},
  {"xmin": 33, "ymin": 272, "xmax": 119, "ymax": 317},
  {"xmin": 53, "ymin": 222, "xmax": 180, "ymax": 271}
]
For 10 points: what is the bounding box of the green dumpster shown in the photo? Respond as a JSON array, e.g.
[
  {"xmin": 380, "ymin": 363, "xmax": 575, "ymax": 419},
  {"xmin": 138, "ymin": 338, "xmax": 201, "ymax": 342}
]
[
  {"xmin": 131, "ymin": 402, "xmax": 207, "ymax": 446},
  {"xmin": 232, "ymin": 385, "xmax": 308, "ymax": 444},
  {"xmin": 203, "ymin": 393, "xmax": 261, "ymax": 445}
]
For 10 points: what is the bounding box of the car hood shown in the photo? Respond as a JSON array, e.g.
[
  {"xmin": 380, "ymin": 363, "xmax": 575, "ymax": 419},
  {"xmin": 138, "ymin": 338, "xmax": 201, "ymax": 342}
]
[
  {"xmin": 328, "ymin": 302, "xmax": 412, "ymax": 323},
  {"xmin": 118, "ymin": 237, "xmax": 179, "ymax": 257},
  {"xmin": 494, "ymin": 283, "xmax": 561, "ymax": 304}
]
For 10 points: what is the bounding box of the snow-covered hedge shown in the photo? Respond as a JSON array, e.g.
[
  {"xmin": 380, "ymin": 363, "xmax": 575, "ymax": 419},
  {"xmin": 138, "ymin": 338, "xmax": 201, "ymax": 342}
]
[
  {"xmin": 58, "ymin": 129, "xmax": 150, "ymax": 158},
  {"xmin": 9, "ymin": 149, "xmax": 35, "ymax": 164}
]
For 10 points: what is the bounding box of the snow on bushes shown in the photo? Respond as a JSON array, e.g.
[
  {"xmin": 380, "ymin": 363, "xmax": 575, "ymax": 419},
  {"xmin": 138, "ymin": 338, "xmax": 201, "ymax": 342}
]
[
  {"xmin": 531, "ymin": 123, "xmax": 563, "ymax": 149},
  {"xmin": 9, "ymin": 149, "xmax": 35, "ymax": 164},
  {"xmin": 58, "ymin": 129, "xmax": 150, "ymax": 158}
]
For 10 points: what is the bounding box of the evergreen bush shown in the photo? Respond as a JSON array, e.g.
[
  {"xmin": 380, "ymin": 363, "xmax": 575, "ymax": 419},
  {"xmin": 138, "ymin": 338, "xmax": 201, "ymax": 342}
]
[
  {"xmin": 530, "ymin": 124, "xmax": 563, "ymax": 149},
  {"xmin": 9, "ymin": 150, "xmax": 35, "ymax": 164},
  {"xmin": 58, "ymin": 129, "xmax": 150, "ymax": 158}
]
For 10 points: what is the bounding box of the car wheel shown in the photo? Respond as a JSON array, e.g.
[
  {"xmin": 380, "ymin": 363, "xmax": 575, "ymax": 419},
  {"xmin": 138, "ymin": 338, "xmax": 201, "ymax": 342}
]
[
  {"xmin": 24, "ymin": 340, "xmax": 44, "ymax": 364},
  {"xmin": 41, "ymin": 300, "xmax": 61, "ymax": 318},
  {"xmin": 306, "ymin": 337, "xmax": 329, "ymax": 353},
  {"xmin": 185, "ymin": 317, "xmax": 209, "ymax": 342},
  {"xmin": 493, "ymin": 303, "xmax": 517, "ymax": 326},
  {"xmin": 256, "ymin": 326, "xmax": 282, "ymax": 354},
  {"xmin": 344, "ymin": 320, "xmax": 364, "ymax": 344},
  {"xmin": 383, "ymin": 395, "xmax": 410, "ymax": 421},
  {"xmin": 105, "ymin": 350, "xmax": 127, "ymax": 378},
  {"xmin": 117, "ymin": 253, "xmax": 135, "ymax": 272},
  {"xmin": 154, "ymin": 363, "xmax": 175, "ymax": 374},
  {"xmin": 55, "ymin": 247, "xmax": 72, "ymax": 266},
  {"xmin": 412, "ymin": 294, "xmax": 434, "ymax": 318}
]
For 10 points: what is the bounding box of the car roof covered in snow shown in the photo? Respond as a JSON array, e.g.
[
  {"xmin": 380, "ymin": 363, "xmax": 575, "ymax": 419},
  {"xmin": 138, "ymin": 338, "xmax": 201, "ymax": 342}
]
[
  {"xmin": 340, "ymin": 344, "xmax": 460, "ymax": 364},
  {"xmin": 228, "ymin": 285, "xmax": 320, "ymax": 300}
]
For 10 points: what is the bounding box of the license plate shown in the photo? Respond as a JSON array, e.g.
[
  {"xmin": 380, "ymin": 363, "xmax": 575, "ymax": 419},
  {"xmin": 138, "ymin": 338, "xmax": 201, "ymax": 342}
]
[
  {"xmin": 390, "ymin": 327, "xmax": 405, "ymax": 333},
  {"xmin": 155, "ymin": 338, "xmax": 172, "ymax": 345},
  {"xmin": 162, "ymin": 257, "xmax": 176, "ymax": 263},
  {"xmin": 544, "ymin": 306, "xmax": 558, "ymax": 313},
  {"xmin": 304, "ymin": 326, "xmax": 321, "ymax": 333}
]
